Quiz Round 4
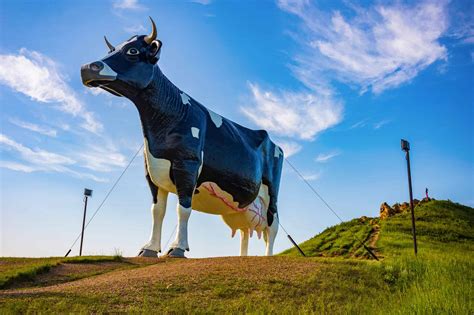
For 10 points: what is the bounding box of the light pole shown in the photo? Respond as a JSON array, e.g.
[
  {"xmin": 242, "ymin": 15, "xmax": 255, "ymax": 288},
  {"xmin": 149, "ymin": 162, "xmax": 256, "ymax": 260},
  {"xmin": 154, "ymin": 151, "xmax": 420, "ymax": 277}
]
[
  {"xmin": 79, "ymin": 188, "xmax": 93, "ymax": 256},
  {"xmin": 401, "ymin": 139, "xmax": 417, "ymax": 255}
]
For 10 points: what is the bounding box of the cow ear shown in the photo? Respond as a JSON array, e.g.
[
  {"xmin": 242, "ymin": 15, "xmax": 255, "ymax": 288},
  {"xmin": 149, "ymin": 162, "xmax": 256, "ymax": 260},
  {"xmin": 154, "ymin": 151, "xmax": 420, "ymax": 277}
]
[{"xmin": 148, "ymin": 40, "xmax": 162, "ymax": 63}]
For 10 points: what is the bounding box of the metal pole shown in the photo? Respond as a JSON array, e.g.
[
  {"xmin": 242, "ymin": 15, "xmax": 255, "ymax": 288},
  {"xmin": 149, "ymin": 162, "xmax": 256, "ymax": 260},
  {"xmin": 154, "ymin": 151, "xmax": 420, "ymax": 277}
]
[
  {"xmin": 405, "ymin": 150, "xmax": 418, "ymax": 255},
  {"xmin": 79, "ymin": 196, "xmax": 88, "ymax": 256},
  {"xmin": 287, "ymin": 234, "xmax": 306, "ymax": 257}
]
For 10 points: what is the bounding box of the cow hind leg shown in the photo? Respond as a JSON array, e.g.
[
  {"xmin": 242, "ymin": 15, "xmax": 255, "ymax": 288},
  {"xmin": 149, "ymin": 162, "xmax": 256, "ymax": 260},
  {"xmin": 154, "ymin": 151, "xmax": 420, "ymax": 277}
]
[
  {"xmin": 240, "ymin": 229, "xmax": 249, "ymax": 256},
  {"xmin": 139, "ymin": 189, "xmax": 168, "ymax": 257},
  {"xmin": 168, "ymin": 203, "xmax": 192, "ymax": 258},
  {"xmin": 263, "ymin": 142, "xmax": 283, "ymax": 256},
  {"xmin": 265, "ymin": 218, "xmax": 279, "ymax": 256}
]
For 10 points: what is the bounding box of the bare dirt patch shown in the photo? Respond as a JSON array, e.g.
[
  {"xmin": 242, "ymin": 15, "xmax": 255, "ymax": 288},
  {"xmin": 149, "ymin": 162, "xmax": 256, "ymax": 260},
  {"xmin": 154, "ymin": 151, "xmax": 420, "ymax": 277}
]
[
  {"xmin": 367, "ymin": 224, "xmax": 381, "ymax": 256},
  {"xmin": 8, "ymin": 262, "xmax": 125, "ymax": 289},
  {"xmin": 0, "ymin": 257, "xmax": 159, "ymax": 290},
  {"xmin": 1, "ymin": 256, "xmax": 327, "ymax": 296}
]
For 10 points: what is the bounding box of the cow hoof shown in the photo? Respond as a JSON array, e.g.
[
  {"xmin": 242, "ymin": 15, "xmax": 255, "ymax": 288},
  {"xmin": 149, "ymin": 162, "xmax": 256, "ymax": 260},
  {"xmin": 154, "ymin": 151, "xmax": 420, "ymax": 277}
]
[
  {"xmin": 138, "ymin": 249, "xmax": 159, "ymax": 258},
  {"xmin": 166, "ymin": 248, "xmax": 186, "ymax": 258}
]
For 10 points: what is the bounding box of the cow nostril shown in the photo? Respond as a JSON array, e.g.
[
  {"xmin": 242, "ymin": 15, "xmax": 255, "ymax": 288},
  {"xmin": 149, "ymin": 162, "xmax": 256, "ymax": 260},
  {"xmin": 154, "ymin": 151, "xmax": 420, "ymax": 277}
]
[{"xmin": 90, "ymin": 62, "xmax": 103, "ymax": 72}]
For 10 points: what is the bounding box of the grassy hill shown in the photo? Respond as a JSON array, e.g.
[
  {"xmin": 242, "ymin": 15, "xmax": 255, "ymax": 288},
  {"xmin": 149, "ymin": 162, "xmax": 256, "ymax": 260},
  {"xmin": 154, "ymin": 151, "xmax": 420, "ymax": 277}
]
[
  {"xmin": 1, "ymin": 200, "xmax": 473, "ymax": 314},
  {"xmin": 279, "ymin": 216, "xmax": 380, "ymax": 258}
]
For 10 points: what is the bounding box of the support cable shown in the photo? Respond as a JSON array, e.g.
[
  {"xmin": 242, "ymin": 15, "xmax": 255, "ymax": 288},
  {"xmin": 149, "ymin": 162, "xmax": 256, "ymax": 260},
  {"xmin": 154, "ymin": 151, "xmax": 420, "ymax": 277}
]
[
  {"xmin": 160, "ymin": 224, "xmax": 177, "ymax": 256},
  {"xmin": 65, "ymin": 144, "xmax": 144, "ymax": 256}
]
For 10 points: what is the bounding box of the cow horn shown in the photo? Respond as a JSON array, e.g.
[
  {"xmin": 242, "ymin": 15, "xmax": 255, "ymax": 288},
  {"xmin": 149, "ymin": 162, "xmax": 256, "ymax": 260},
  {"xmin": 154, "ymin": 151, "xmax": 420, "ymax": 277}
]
[
  {"xmin": 144, "ymin": 16, "xmax": 157, "ymax": 45},
  {"xmin": 104, "ymin": 36, "xmax": 115, "ymax": 51}
]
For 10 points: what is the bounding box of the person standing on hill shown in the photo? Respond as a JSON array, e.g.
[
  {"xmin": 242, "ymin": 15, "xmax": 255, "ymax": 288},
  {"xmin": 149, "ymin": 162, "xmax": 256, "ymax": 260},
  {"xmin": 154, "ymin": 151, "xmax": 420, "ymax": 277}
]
[{"xmin": 425, "ymin": 187, "xmax": 429, "ymax": 200}]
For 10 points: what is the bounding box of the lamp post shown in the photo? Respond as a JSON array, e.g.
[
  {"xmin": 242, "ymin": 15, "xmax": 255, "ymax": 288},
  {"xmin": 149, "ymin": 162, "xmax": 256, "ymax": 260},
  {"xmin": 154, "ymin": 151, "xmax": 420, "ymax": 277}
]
[
  {"xmin": 401, "ymin": 139, "xmax": 417, "ymax": 255},
  {"xmin": 79, "ymin": 188, "xmax": 93, "ymax": 256}
]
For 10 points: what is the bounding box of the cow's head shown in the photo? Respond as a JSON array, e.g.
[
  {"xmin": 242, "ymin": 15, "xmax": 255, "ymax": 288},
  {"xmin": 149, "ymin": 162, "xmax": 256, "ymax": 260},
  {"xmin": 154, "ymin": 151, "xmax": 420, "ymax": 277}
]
[{"xmin": 81, "ymin": 17, "xmax": 162, "ymax": 98}]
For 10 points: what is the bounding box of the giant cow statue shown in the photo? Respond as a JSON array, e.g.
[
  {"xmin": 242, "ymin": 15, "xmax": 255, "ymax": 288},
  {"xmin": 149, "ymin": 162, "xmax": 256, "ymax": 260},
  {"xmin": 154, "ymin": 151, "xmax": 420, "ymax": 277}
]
[{"xmin": 81, "ymin": 18, "xmax": 284, "ymax": 258}]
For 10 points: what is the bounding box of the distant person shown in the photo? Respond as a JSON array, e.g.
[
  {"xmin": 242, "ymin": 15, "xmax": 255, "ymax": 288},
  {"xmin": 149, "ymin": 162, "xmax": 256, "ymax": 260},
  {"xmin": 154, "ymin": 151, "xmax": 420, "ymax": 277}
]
[{"xmin": 425, "ymin": 188, "xmax": 429, "ymax": 200}]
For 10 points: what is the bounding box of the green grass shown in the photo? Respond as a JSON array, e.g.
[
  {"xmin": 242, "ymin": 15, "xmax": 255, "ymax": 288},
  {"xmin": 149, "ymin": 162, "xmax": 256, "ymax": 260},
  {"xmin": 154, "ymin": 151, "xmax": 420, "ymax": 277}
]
[
  {"xmin": 0, "ymin": 255, "xmax": 121, "ymax": 289},
  {"xmin": 374, "ymin": 200, "xmax": 474, "ymax": 314},
  {"xmin": 1, "ymin": 200, "xmax": 472, "ymax": 314},
  {"xmin": 281, "ymin": 200, "xmax": 473, "ymax": 313},
  {"xmin": 280, "ymin": 216, "xmax": 379, "ymax": 258}
]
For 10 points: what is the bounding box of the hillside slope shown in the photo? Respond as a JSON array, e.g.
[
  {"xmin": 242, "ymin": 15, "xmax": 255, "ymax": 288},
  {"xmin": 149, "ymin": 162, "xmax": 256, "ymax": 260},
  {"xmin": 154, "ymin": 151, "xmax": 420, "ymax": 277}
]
[
  {"xmin": 280, "ymin": 199, "xmax": 473, "ymax": 259},
  {"xmin": 279, "ymin": 216, "xmax": 379, "ymax": 258},
  {"xmin": 1, "ymin": 200, "xmax": 472, "ymax": 314}
]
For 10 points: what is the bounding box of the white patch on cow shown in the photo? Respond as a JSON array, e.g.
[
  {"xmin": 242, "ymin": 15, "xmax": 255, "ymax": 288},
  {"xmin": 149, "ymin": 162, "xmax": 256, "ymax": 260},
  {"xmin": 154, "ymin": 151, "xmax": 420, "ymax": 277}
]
[
  {"xmin": 99, "ymin": 62, "xmax": 117, "ymax": 77},
  {"xmin": 180, "ymin": 92, "xmax": 191, "ymax": 105},
  {"xmin": 198, "ymin": 151, "xmax": 204, "ymax": 176},
  {"xmin": 207, "ymin": 109, "xmax": 223, "ymax": 128},
  {"xmin": 143, "ymin": 138, "xmax": 176, "ymax": 193},
  {"xmin": 274, "ymin": 146, "xmax": 283, "ymax": 158},
  {"xmin": 191, "ymin": 127, "xmax": 200, "ymax": 139}
]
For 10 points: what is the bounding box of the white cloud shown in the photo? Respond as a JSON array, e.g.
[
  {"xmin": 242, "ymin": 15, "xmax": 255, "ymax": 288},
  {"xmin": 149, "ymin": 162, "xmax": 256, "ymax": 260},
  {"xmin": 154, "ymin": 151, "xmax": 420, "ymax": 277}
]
[
  {"xmin": 273, "ymin": 139, "xmax": 302, "ymax": 158},
  {"xmin": 79, "ymin": 145, "xmax": 128, "ymax": 172},
  {"xmin": 241, "ymin": 83, "xmax": 343, "ymax": 140},
  {"xmin": 113, "ymin": 0, "xmax": 145, "ymax": 10},
  {"xmin": 373, "ymin": 119, "xmax": 390, "ymax": 130},
  {"xmin": 278, "ymin": 1, "xmax": 448, "ymax": 93},
  {"xmin": 9, "ymin": 118, "xmax": 57, "ymax": 137},
  {"xmin": 88, "ymin": 87, "xmax": 110, "ymax": 96},
  {"xmin": 0, "ymin": 161, "xmax": 36, "ymax": 173},
  {"xmin": 350, "ymin": 119, "xmax": 367, "ymax": 129},
  {"xmin": 446, "ymin": 6, "xmax": 474, "ymax": 44},
  {"xmin": 0, "ymin": 49, "xmax": 102, "ymax": 133},
  {"xmin": 0, "ymin": 134, "xmax": 75, "ymax": 166},
  {"xmin": 191, "ymin": 0, "xmax": 212, "ymax": 5},
  {"xmin": 301, "ymin": 171, "xmax": 321, "ymax": 181},
  {"xmin": 0, "ymin": 134, "xmax": 113, "ymax": 182},
  {"xmin": 123, "ymin": 24, "xmax": 146, "ymax": 34},
  {"xmin": 315, "ymin": 151, "xmax": 340, "ymax": 163}
]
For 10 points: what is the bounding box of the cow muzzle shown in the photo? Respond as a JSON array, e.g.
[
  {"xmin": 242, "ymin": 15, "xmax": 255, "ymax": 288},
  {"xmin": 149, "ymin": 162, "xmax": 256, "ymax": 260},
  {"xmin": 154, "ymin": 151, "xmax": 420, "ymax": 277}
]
[{"xmin": 81, "ymin": 61, "xmax": 117, "ymax": 87}]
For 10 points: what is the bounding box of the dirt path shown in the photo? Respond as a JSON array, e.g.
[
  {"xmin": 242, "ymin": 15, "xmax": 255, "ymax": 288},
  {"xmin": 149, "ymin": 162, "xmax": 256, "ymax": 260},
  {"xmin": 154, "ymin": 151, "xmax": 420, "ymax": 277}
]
[
  {"xmin": 366, "ymin": 223, "xmax": 382, "ymax": 258},
  {"xmin": 0, "ymin": 257, "xmax": 158, "ymax": 290},
  {"xmin": 368, "ymin": 225, "xmax": 380, "ymax": 249},
  {"xmin": 349, "ymin": 222, "xmax": 381, "ymax": 259},
  {"xmin": 8, "ymin": 262, "xmax": 126, "ymax": 289},
  {"xmin": 0, "ymin": 256, "xmax": 328, "ymax": 297}
]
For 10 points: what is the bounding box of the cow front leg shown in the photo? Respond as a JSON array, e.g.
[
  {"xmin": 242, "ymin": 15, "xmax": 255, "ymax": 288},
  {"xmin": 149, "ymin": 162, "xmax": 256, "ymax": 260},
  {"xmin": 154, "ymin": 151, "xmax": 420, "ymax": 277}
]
[
  {"xmin": 138, "ymin": 189, "xmax": 168, "ymax": 257},
  {"xmin": 167, "ymin": 159, "xmax": 200, "ymax": 258}
]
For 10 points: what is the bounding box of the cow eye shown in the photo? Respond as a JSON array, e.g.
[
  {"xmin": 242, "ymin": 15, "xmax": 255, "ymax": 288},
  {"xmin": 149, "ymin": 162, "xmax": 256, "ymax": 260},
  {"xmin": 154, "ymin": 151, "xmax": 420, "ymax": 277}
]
[{"xmin": 126, "ymin": 48, "xmax": 140, "ymax": 55}]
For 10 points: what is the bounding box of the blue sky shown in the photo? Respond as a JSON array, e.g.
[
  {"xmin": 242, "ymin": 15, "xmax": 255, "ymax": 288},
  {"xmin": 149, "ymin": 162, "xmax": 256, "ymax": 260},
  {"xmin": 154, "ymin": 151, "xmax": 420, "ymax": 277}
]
[{"xmin": 1, "ymin": 0, "xmax": 473, "ymax": 258}]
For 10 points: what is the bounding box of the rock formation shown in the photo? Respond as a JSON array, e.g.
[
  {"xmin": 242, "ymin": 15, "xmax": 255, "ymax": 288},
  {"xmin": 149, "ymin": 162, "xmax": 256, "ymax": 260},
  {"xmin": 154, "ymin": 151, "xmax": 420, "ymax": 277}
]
[{"xmin": 379, "ymin": 198, "xmax": 434, "ymax": 220}]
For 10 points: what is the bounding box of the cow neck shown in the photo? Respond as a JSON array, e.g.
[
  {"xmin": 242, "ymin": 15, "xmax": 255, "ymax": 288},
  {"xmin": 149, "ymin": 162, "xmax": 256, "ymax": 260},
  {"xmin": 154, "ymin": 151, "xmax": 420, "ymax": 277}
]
[{"xmin": 132, "ymin": 66, "xmax": 187, "ymax": 141}]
